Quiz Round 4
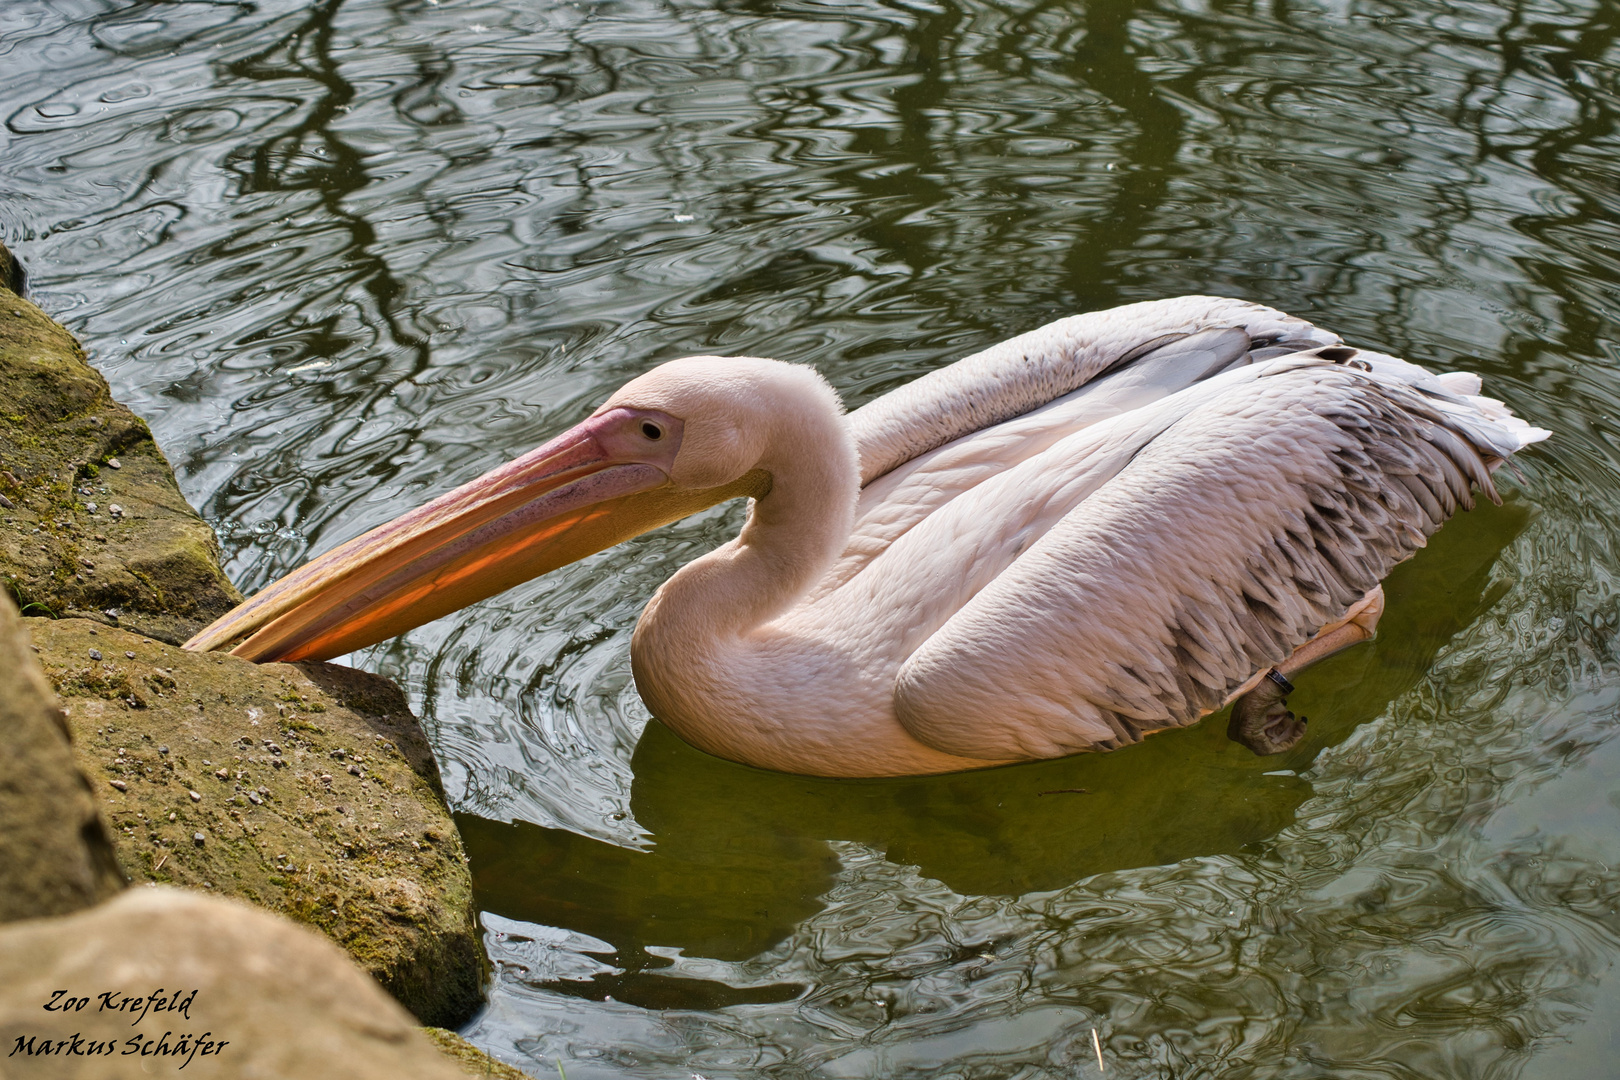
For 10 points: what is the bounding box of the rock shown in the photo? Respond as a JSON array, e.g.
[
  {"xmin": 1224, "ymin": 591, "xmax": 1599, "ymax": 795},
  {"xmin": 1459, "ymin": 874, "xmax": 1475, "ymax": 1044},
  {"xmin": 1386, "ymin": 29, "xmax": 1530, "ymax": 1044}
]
[
  {"xmin": 420, "ymin": 1028, "xmax": 536, "ymax": 1080},
  {"xmin": 0, "ymin": 591, "xmax": 124, "ymax": 921},
  {"xmin": 0, "ymin": 257, "xmax": 241, "ymax": 645},
  {"xmin": 29, "ymin": 617, "xmax": 483, "ymax": 1028},
  {"xmin": 0, "ymin": 886, "xmax": 465, "ymax": 1080},
  {"xmin": 2, "ymin": 242, "xmax": 488, "ymax": 1032}
]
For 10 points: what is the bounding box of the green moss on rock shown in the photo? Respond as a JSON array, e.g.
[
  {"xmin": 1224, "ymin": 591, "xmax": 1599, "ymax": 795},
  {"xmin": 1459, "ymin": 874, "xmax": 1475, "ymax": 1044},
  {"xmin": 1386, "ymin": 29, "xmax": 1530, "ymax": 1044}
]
[
  {"xmin": 29, "ymin": 617, "xmax": 485, "ymax": 1027},
  {"xmin": 0, "ymin": 247, "xmax": 241, "ymax": 645}
]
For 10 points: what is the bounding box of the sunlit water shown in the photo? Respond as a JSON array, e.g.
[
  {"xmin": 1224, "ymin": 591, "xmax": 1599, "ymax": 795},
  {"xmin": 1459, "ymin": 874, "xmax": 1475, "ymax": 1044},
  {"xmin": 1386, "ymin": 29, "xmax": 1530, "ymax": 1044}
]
[{"xmin": 6, "ymin": 0, "xmax": 1620, "ymax": 1075}]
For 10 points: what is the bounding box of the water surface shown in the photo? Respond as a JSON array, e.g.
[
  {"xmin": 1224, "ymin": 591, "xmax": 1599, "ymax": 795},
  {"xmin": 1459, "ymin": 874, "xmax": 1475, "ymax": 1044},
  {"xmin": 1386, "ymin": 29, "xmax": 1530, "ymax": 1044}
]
[{"xmin": 5, "ymin": 0, "xmax": 1620, "ymax": 1075}]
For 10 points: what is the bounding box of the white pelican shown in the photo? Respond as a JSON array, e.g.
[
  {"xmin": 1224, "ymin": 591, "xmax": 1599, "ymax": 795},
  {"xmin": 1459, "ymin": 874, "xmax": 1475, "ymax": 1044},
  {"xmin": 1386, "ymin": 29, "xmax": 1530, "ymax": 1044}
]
[{"xmin": 185, "ymin": 297, "xmax": 1548, "ymax": 776}]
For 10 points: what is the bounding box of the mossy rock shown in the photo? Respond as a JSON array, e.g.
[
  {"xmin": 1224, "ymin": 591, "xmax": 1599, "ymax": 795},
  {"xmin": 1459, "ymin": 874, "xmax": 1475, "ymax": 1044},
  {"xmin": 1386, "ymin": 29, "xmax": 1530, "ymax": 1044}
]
[
  {"xmin": 421, "ymin": 1028, "xmax": 536, "ymax": 1080},
  {"xmin": 0, "ymin": 248, "xmax": 241, "ymax": 645},
  {"xmin": 27, "ymin": 616, "xmax": 485, "ymax": 1028}
]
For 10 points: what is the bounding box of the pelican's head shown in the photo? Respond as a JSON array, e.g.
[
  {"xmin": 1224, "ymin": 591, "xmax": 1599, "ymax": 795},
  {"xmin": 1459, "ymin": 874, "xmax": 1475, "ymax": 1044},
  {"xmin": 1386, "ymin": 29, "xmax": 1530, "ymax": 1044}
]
[{"xmin": 182, "ymin": 356, "xmax": 826, "ymax": 663}]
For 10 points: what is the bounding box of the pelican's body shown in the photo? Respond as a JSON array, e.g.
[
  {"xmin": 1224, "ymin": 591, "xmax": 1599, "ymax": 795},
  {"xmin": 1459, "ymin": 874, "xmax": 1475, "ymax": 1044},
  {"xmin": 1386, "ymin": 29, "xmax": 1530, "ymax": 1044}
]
[{"xmin": 187, "ymin": 297, "xmax": 1548, "ymax": 777}]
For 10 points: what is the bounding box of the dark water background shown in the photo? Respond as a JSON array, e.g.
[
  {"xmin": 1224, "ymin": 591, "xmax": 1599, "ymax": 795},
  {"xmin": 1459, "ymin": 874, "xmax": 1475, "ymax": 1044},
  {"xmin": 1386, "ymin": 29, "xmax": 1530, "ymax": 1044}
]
[{"xmin": 6, "ymin": 0, "xmax": 1620, "ymax": 1075}]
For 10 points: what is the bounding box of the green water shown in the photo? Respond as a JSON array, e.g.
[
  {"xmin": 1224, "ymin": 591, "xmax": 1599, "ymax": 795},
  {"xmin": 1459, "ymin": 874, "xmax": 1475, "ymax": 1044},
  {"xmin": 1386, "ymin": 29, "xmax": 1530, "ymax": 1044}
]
[{"xmin": 4, "ymin": 0, "xmax": 1620, "ymax": 1075}]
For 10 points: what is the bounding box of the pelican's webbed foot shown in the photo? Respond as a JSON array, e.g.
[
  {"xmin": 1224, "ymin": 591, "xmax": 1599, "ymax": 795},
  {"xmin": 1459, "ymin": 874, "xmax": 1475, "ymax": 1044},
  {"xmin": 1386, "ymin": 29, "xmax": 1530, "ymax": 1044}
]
[{"xmin": 1228, "ymin": 668, "xmax": 1307, "ymax": 755}]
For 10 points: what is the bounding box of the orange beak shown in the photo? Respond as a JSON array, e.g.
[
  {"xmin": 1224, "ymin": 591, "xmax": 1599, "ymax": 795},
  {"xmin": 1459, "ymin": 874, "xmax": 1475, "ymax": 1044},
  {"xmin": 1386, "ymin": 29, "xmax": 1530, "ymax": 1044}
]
[{"xmin": 184, "ymin": 407, "xmax": 765, "ymax": 663}]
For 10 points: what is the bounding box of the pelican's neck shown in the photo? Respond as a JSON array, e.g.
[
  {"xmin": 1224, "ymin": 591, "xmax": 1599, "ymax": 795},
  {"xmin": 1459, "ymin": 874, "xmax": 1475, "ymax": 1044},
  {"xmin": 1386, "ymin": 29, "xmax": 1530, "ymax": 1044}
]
[
  {"xmin": 650, "ymin": 386, "xmax": 859, "ymax": 635},
  {"xmin": 628, "ymin": 370, "xmax": 867, "ymax": 760}
]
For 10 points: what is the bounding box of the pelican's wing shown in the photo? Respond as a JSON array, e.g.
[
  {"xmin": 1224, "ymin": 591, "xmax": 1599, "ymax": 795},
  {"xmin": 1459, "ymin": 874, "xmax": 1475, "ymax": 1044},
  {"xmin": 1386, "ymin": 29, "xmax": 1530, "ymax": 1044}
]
[
  {"xmin": 887, "ymin": 356, "xmax": 1548, "ymax": 761},
  {"xmin": 819, "ymin": 298, "xmax": 1339, "ymax": 596}
]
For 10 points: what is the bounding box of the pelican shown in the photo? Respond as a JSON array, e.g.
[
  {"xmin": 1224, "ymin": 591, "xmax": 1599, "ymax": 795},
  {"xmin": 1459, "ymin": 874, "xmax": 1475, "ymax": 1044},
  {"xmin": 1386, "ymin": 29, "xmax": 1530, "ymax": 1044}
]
[{"xmin": 185, "ymin": 297, "xmax": 1548, "ymax": 776}]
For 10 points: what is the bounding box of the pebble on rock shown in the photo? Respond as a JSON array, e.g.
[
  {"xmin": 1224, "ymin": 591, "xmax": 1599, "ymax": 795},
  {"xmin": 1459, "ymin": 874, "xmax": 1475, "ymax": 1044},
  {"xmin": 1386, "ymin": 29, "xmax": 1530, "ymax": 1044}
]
[
  {"xmin": 88, "ymin": 649, "xmax": 102, "ymax": 660},
  {"xmin": 193, "ymin": 832, "xmax": 205, "ymax": 846},
  {"xmin": 109, "ymin": 780, "xmax": 127, "ymax": 791},
  {"xmin": 189, "ymin": 790, "xmax": 201, "ymax": 802}
]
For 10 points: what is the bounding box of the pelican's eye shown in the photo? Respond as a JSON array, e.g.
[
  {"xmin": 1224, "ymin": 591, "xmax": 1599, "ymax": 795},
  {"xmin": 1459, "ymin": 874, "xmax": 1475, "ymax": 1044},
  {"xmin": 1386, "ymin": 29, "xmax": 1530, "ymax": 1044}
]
[{"xmin": 641, "ymin": 421, "xmax": 664, "ymax": 441}]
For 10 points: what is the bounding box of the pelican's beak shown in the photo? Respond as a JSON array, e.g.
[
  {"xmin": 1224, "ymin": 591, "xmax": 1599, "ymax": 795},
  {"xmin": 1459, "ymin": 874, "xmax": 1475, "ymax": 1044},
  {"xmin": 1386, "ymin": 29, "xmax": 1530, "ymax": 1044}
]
[{"xmin": 184, "ymin": 407, "xmax": 767, "ymax": 663}]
